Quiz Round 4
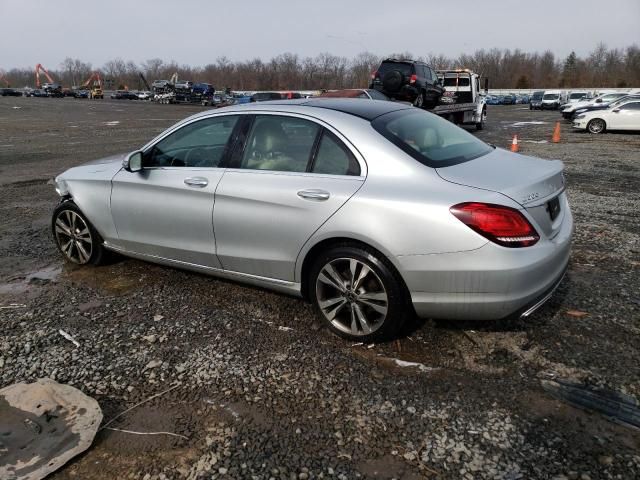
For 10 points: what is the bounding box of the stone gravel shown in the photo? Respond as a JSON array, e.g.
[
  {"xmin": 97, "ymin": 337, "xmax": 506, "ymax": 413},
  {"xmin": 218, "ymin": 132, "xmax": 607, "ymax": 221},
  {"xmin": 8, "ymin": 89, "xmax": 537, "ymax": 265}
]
[{"xmin": 0, "ymin": 98, "xmax": 639, "ymax": 479}]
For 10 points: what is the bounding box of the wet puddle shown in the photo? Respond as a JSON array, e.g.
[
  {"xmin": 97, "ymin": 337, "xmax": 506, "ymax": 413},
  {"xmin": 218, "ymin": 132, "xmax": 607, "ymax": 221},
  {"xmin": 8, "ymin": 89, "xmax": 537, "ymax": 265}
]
[{"xmin": 0, "ymin": 265, "xmax": 62, "ymax": 295}]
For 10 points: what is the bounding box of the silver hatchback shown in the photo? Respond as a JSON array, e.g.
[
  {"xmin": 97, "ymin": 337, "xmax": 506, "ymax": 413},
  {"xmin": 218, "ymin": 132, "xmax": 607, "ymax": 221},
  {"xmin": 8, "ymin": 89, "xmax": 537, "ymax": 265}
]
[{"xmin": 52, "ymin": 99, "xmax": 573, "ymax": 340}]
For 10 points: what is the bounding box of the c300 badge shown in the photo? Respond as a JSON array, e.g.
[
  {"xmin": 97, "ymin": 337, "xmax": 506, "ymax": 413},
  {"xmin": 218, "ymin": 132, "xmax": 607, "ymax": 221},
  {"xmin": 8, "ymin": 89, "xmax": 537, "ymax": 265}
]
[{"xmin": 522, "ymin": 192, "xmax": 540, "ymax": 203}]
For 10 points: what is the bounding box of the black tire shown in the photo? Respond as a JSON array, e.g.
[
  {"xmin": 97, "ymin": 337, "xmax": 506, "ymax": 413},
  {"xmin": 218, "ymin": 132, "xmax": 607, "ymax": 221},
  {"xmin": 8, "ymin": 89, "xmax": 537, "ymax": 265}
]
[
  {"xmin": 52, "ymin": 201, "xmax": 107, "ymax": 266},
  {"xmin": 529, "ymin": 104, "xmax": 532, "ymax": 110},
  {"xmin": 587, "ymin": 118, "xmax": 606, "ymax": 134},
  {"xmin": 476, "ymin": 108, "xmax": 486, "ymax": 131},
  {"xmin": 309, "ymin": 244, "xmax": 410, "ymax": 342}
]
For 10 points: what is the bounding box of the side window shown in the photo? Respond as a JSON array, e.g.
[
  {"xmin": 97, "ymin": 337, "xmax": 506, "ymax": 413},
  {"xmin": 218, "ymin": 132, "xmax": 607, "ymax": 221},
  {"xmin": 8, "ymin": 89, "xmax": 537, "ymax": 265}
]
[
  {"xmin": 144, "ymin": 116, "xmax": 238, "ymax": 168},
  {"xmin": 311, "ymin": 131, "xmax": 361, "ymax": 176},
  {"xmin": 241, "ymin": 115, "xmax": 320, "ymax": 172},
  {"xmin": 620, "ymin": 102, "xmax": 640, "ymax": 110}
]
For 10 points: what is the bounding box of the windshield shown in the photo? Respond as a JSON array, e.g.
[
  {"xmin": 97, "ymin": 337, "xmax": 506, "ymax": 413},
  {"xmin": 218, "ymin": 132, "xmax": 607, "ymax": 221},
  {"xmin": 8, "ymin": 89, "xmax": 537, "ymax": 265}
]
[
  {"xmin": 610, "ymin": 96, "xmax": 639, "ymax": 107},
  {"xmin": 600, "ymin": 93, "xmax": 625, "ymax": 102},
  {"xmin": 372, "ymin": 109, "xmax": 493, "ymax": 168},
  {"xmin": 532, "ymin": 91, "xmax": 544, "ymax": 100},
  {"xmin": 543, "ymin": 94, "xmax": 559, "ymax": 100},
  {"xmin": 570, "ymin": 93, "xmax": 586, "ymax": 99}
]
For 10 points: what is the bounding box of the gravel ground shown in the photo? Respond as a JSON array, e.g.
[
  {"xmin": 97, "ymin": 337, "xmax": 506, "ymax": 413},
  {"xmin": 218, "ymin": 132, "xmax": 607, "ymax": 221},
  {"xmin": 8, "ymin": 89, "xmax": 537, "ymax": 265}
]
[{"xmin": 0, "ymin": 98, "xmax": 639, "ymax": 480}]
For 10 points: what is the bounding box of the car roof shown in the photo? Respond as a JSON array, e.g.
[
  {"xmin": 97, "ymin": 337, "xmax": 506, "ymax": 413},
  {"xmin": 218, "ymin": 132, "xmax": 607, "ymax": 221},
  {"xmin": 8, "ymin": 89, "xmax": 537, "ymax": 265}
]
[{"xmin": 268, "ymin": 98, "xmax": 413, "ymax": 120}]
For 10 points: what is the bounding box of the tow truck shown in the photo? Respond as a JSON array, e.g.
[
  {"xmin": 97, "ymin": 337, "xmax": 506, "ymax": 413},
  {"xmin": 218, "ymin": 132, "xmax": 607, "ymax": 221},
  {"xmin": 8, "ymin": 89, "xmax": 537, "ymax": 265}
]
[{"xmin": 433, "ymin": 69, "xmax": 488, "ymax": 130}]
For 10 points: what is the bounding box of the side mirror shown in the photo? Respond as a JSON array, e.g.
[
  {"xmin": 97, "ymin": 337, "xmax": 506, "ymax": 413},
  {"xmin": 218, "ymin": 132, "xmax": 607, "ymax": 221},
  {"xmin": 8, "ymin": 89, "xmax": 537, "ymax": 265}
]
[
  {"xmin": 595, "ymin": 98, "xmax": 602, "ymax": 103},
  {"xmin": 612, "ymin": 108, "xmax": 620, "ymax": 113},
  {"xmin": 123, "ymin": 151, "xmax": 143, "ymax": 172}
]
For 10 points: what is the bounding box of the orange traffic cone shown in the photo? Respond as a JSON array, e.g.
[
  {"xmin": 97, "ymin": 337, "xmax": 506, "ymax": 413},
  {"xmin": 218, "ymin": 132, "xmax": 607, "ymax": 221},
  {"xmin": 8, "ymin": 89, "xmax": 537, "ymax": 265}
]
[
  {"xmin": 510, "ymin": 134, "xmax": 519, "ymax": 152},
  {"xmin": 552, "ymin": 122, "xmax": 561, "ymax": 143}
]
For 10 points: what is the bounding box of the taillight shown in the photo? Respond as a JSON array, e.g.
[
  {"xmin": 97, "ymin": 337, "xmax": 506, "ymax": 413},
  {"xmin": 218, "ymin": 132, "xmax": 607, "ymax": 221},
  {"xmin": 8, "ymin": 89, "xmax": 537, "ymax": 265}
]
[
  {"xmin": 371, "ymin": 70, "xmax": 378, "ymax": 79},
  {"xmin": 450, "ymin": 202, "xmax": 539, "ymax": 248},
  {"xmin": 409, "ymin": 74, "xmax": 417, "ymax": 84}
]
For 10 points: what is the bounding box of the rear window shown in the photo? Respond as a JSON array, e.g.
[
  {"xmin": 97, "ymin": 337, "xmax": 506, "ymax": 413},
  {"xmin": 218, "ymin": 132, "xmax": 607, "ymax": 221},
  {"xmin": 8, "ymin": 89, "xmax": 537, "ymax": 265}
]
[
  {"xmin": 372, "ymin": 109, "xmax": 493, "ymax": 168},
  {"xmin": 442, "ymin": 77, "xmax": 471, "ymax": 87},
  {"xmin": 378, "ymin": 62, "xmax": 413, "ymax": 76}
]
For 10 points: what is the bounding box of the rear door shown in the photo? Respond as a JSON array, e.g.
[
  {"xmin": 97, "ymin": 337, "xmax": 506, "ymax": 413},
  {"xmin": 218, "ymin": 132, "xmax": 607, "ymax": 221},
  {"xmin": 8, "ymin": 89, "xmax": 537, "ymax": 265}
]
[
  {"xmin": 213, "ymin": 113, "xmax": 364, "ymax": 281},
  {"xmin": 110, "ymin": 114, "xmax": 240, "ymax": 267}
]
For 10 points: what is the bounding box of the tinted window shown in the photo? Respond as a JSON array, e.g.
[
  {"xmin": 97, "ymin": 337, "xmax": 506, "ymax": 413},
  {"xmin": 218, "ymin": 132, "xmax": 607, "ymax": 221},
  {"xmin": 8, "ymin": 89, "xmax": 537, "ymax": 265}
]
[
  {"xmin": 241, "ymin": 115, "xmax": 319, "ymax": 172},
  {"xmin": 620, "ymin": 102, "xmax": 640, "ymax": 110},
  {"xmin": 443, "ymin": 77, "xmax": 471, "ymax": 87},
  {"xmin": 144, "ymin": 116, "xmax": 238, "ymax": 168},
  {"xmin": 372, "ymin": 109, "xmax": 493, "ymax": 167},
  {"xmin": 311, "ymin": 131, "xmax": 360, "ymax": 176},
  {"xmin": 532, "ymin": 91, "xmax": 544, "ymax": 100},
  {"xmin": 543, "ymin": 94, "xmax": 559, "ymax": 100},
  {"xmin": 378, "ymin": 62, "xmax": 413, "ymax": 76},
  {"xmin": 570, "ymin": 93, "xmax": 586, "ymax": 99},
  {"xmin": 367, "ymin": 89, "xmax": 389, "ymax": 100}
]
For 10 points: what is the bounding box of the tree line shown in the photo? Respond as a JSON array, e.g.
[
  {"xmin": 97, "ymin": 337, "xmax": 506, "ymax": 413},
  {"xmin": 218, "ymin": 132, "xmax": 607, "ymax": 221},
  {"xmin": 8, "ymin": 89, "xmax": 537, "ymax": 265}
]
[{"xmin": 2, "ymin": 43, "xmax": 639, "ymax": 91}]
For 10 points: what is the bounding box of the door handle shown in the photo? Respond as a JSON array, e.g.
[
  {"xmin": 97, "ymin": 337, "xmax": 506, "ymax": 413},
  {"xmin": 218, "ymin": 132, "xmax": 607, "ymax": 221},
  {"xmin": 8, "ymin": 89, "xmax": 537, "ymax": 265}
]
[
  {"xmin": 297, "ymin": 189, "xmax": 330, "ymax": 201},
  {"xmin": 184, "ymin": 177, "xmax": 208, "ymax": 188}
]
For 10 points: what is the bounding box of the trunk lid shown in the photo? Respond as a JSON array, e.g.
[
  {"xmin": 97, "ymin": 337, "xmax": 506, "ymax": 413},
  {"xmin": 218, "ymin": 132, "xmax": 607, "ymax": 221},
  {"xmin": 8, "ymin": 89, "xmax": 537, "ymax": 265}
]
[{"xmin": 436, "ymin": 148, "xmax": 566, "ymax": 238}]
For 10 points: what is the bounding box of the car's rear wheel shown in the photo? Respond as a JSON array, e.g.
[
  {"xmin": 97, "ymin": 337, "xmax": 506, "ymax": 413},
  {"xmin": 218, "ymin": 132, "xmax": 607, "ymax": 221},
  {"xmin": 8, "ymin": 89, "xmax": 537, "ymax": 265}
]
[
  {"xmin": 52, "ymin": 202, "xmax": 106, "ymax": 265},
  {"xmin": 587, "ymin": 118, "xmax": 606, "ymax": 134},
  {"xmin": 310, "ymin": 245, "xmax": 409, "ymax": 341}
]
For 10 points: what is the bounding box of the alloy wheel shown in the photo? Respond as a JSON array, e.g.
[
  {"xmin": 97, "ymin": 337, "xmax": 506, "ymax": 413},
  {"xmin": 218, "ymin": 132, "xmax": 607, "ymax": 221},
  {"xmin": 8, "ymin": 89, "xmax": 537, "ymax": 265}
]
[
  {"xmin": 588, "ymin": 119, "xmax": 605, "ymax": 134},
  {"xmin": 315, "ymin": 257, "xmax": 389, "ymax": 337},
  {"xmin": 54, "ymin": 209, "xmax": 93, "ymax": 264},
  {"xmin": 414, "ymin": 94, "xmax": 424, "ymax": 108}
]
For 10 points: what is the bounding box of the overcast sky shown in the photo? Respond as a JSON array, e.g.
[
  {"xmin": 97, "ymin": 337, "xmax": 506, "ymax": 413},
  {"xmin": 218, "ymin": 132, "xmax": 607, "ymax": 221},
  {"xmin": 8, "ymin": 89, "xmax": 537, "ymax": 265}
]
[{"xmin": 1, "ymin": 0, "xmax": 639, "ymax": 69}]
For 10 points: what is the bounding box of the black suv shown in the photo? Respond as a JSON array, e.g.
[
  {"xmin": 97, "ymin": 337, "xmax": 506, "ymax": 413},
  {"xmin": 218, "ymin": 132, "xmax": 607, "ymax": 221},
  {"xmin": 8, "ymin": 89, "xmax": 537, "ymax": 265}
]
[{"xmin": 369, "ymin": 59, "xmax": 444, "ymax": 109}]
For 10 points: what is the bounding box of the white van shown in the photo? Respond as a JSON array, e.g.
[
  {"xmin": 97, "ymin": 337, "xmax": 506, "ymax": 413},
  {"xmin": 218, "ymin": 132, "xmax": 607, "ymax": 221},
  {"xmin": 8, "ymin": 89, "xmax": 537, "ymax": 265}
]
[{"xmin": 541, "ymin": 90, "xmax": 562, "ymax": 110}]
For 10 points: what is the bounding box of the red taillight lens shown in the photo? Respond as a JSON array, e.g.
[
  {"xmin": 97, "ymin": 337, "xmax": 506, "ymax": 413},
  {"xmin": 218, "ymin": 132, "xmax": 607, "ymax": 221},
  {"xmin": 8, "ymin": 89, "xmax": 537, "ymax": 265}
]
[
  {"xmin": 409, "ymin": 74, "xmax": 417, "ymax": 84},
  {"xmin": 450, "ymin": 202, "xmax": 539, "ymax": 248}
]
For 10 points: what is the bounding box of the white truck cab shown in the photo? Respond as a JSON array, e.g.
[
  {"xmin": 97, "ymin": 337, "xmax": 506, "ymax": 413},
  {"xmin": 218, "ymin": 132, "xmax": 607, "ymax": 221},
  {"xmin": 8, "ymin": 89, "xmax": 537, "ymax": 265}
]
[{"xmin": 434, "ymin": 69, "xmax": 488, "ymax": 130}]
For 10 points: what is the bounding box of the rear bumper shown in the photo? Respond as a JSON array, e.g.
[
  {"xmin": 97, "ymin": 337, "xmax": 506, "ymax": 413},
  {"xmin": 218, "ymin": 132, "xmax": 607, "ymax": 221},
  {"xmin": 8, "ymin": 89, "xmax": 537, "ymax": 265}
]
[{"xmin": 399, "ymin": 206, "xmax": 573, "ymax": 320}]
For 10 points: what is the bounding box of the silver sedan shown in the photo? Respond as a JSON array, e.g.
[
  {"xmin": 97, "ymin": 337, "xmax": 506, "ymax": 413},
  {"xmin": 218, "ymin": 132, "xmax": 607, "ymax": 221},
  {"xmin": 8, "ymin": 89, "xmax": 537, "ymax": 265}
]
[{"xmin": 52, "ymin": 99, "xmax": 573, "ymax": 341}]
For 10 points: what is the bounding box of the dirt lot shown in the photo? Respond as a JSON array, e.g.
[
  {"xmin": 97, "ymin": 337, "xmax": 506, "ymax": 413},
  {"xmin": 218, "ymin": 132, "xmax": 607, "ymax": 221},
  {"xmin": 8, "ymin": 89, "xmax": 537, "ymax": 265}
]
[{"xmin": 1, "ymin": 97, "xmax": 639, "ymax": 480}]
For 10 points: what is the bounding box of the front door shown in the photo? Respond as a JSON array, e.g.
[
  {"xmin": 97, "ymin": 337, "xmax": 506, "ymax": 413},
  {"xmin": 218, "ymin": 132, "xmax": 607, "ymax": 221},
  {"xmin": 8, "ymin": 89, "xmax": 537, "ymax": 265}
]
[
  {"xmin": 111, "ymin": 115, "xmax": 240, "ymax": 267},
  {"xmin": 214, "ymin": 114, "xmax": 364, "ymax": 281},
  {"xmin": 610, "ymin": 101, "xmax": 640, "ymax": 129}
]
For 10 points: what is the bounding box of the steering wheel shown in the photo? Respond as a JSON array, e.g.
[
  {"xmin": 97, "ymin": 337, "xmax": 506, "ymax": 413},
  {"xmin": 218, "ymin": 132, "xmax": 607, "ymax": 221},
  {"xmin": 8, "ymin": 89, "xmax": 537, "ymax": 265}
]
[{"xmin": 184, "ymin": 147, "xmax": 210, "ymax": 167}]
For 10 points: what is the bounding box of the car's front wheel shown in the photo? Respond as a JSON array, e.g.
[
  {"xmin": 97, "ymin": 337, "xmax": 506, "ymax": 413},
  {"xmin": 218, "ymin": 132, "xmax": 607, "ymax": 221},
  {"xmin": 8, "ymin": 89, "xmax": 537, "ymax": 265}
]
[
  {"xmin": 52, "ymin": 202, "xmax": 106, "ymax": 265},
  {"xmin": 587, "ymin": 118, "xmax": 606, "ymax": 134},
  {"xmin": 310, "ymin": 245, "xmax": 410, "ymax": 341}
]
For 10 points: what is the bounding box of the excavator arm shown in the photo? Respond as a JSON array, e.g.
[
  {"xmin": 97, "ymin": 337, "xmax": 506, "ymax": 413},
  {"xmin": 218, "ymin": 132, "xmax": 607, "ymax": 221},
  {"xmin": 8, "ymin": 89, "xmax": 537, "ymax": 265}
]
[{"xmin": 35, "ymin": 64, "xmax": 55, "ymax": 87}]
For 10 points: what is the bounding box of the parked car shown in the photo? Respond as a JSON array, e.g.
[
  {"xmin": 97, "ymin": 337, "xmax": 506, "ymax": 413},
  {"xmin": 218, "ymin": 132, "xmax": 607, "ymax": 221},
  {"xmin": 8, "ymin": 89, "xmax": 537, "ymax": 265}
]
[
  {"xmin": 74, "ymin": 90, "xmax": 90, "ymax": 99},
  {"xmin": 572, "ymin": 94, "xmax": 640, "ymax": 118},
  {"xmin": 174, "ymin": 81, "xmax": 193, "ymax": 91},
  {"xmin": 62, "ymin": 88, "xmax": 76, "ymax": 97},
  {"xmin": 529, "ymin": 91, "xmax": 544, "ymax": 110},
  {"xmin": 137, "ymin": 91, "xmax": 152, "ymax": 100},
  {"xmin": 111, "ymin": 90, "xmax": 138, "ymax": 100},
  {"xmin": 192, "ymin": 83, "xmax": 215, "ymax": 96},
  {"xmin": 566, "ymin": 91, "xmax": 588, "ymax": 104},
  {"xmin": 250, "ymin": 92, "xmax": 285, "ymax": 102},
  {"xmin": 501, "ymin": 94, "xmax": 516, "ymax": 105},
  {"xmin": 541, "ymin": 91, "xmax": 562, "ymax": 110},
  {"xmin": 561, "ymin": 92, "xmax": 629, "ymax": 119},
  {"xmin": 31, "ymin": 89, "xmax": 49, "ymax": 97},
  {"xmin": 485, "ymin": 95, "xmax": 501, "ymax": 105},
  {"xmin": 51, "ymin": 99, "xmax": 572, "ymax": 341},
  {"xmin": 573, "ymin": 99, "xmax": 640, "ymax": 133},
  {"xmin": 1, "ymin": 88, "xmax": 23, "ymax": 97},
  {"xmin": 152, "ymin": 80, "xmax": 173, "ymax": 90},
  {"xmin": 369, "ymin": 58, "xmax": 444, "ymax": 108},
  {"xmin": 319, "ymin": 89, "xmax": 390, "ymax": 100}
]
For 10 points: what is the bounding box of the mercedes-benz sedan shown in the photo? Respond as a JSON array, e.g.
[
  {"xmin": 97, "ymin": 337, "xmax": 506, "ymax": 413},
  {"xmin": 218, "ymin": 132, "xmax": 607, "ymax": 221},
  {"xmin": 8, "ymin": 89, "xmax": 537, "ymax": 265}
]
[{"xmin": 52, "ymin": 99, "xmax": 573, "ymax": 341}]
